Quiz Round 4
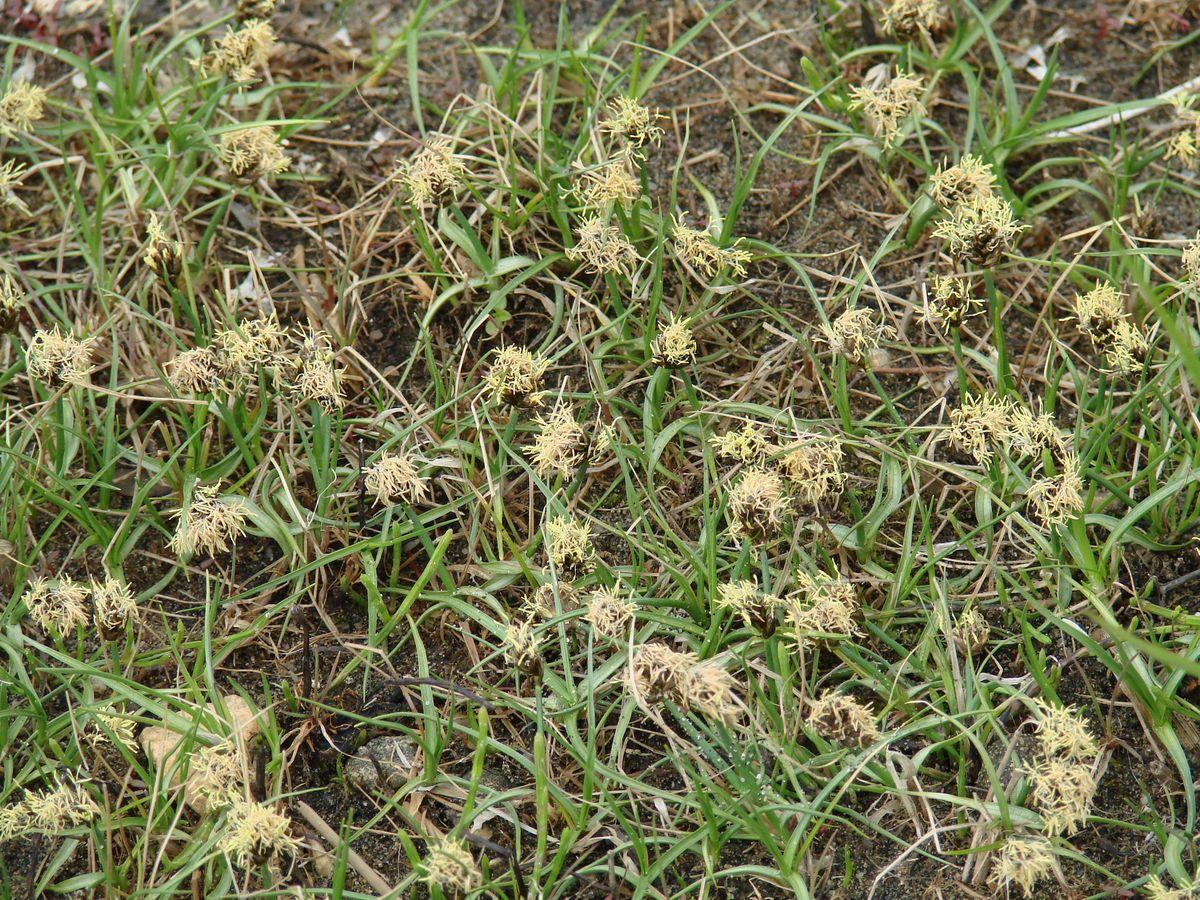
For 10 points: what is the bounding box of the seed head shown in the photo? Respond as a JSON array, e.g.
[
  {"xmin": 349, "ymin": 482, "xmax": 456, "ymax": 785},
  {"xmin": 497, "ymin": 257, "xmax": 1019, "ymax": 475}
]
[
  {"xmin": 217, "ymin": 125, "xmax": 290, "ymax": 179},
  {"xmin": 1144, "ymin": 874, "xmax": 1195, "ymax": 900},
  {"xmin": 521, "ymin": 581, "xmax": 579, "ymax": 622},
  {"xmin": 218, "ymin": 798, "xmax": 299, "ymax": 868},
  {"xmin": 0, "ymin": 275, "xmax": 19, "ymax": 317},
  {"xmin": 1006, "ymin": 405, "xmax": 1067, "ymax": 461},
  {"xmin": 169, "ymin": 483, "xmax": 250, "ymax": 559},
  {"xmin": 1101, "ymin": 319, "xmax": 1148, "ymax": 374},
  {"xmin": 143, "ymin": 213, "xmax": 185, "ymax": 284},
  {"xmin": 1073, "ymin": 282, "xmax": 1125, "ymax": 336},
  {"xmin": 200, "ymin": 19, "xmax": 276, "ymax": 82},
  {"xmin": 650, "ymin": 315, "xmax": 697, "ymax": 368},
  {"xmin": 399, "ymin": 135, "xmax": 466, "ymax": 206},
  {"xmin": 1026, "ymin": 454, "xmax": 1084, "ymax": 527},
  {"xmin": 1182, "ymin": 232, "xmax": 1200, "ymax": 284},
  {"xmin": 710, "ymin": 422, "xmax": 773, "ymax": 465},
  {"xmin": 422, "ymin": 838, "xmax": 482, "ymax": 896},
  {"xmin": 683, "ymin": 661, "xmax": 740, "ymax": 725},
  {"xmin": 0, "ymin": 158, "xmax": 30, "ymax": 215},
  {"xmin": 167, "ymin": 347, "xmax": 222, "ymax": 394},
  {"xmin": 806, "ymin": 691, "xmax": 880, "ymax": 747},
  {"xmin": 953, "ymin": 607, "xmax": 990, "ymax": 655},
  {"xmin": 600, "ymin": 95, "xmax": 664, "ymax": 150},
  {"xmin": 922, "ymin": 273, "xmax": 982, "ymax": 330},
  {"xmin": 0, "ymin": 81, "xmax": 47, "ymax": 136},
  {"xmin": 946, "ymin": 394, "xmax": 1015, "ymax": 465},
  {"xmin": 577, "ymin": 157, "xmax": 641, "ymax": 209},
  {"xmin": 544, "ymin": 516, "xmax": 594, "ymax": 574},
  {"xmin": 289, "ymin": 327, "xmax": 345, "ymax": 410},
  {"xmin": 365, "ymin": 451, "xmax": 428, "ymax": 506},
  {"xmin": 880, "ymin": 0, "xmax": 948, "ymax": 38},
  {"xmin": 727, "ymin": 467, "xmax": 789, "ymax": 541},
  {"xmin": 236, "ymin": 0, "xmax": 279, "ymax": 20},
  {"xmin": 188, "ymin": 739, "xmax": 245, "ymax": 809},
  {"xmin": 629, "ymin": 642, "xmax": 697, "ymax": 705},
  {"xmin": 789, "ymin": 573, "xmax": 860, "ymax": 646},
  {"xmin": 848, "ymin": 69, "xmax": 925, "ymax": 146},
  {"xmin": 820, "ymin": 307, "xmax": 891, "ymax": 362},
  {"xmin": 83, "ymin": 709, "xmax": 137, "ymax": 753},
  {"xmin": 928, "ymin": 154, "xmax": 996, "ymax": 208},
  {"xmin": 528, "ymin": 402, "xmax": 589, "ymax": 479},
  {"xmin": 26, "ymin": 327, "xmax": 95, "ymax": 384},
  {"xmin": 670, "ymin": 214, "xmax": 752, "ymax": 279},
  {"xmin": 932, "ymin": 193, "xmax": 1025, "ymax": 264},
  {"xmin": 584, "ymin": 582, "xmax": 635, "ymax": 640},
  {"xmin": 22, "ymin": 576, "xmax": 89, "ymax": 635},
  {"xmin": 91, "ymin": 577, "xmax": 139, "ymax": 638},
  {"xmin": 485, "ymin": 346, "xmax": 547, "ymax": 408},
  {"xmin": 989, "ymin": 836, "xmax": 1055, "ymax": 898},
  {"xmin": 1025, "ymin": 754, "xmax": 1097, "ymax": 835},
  {"xmin": 715, "ymin": 579, "xmax": 783, "ymax": 634},
  {"xmin": 1032, "ymin": 699, "xmax": 1097, "ymax": 761},
  {"xmin": 214, "ymin": 314, "xmax": 287, "ymax": 387},
  {"xmin": 10, "ymin": 780, "xmax": 99, "ymax": 835},
  {"xmin": 774, "ymin": 432, "xmax": 844, "ymax": 507},
  {"xmin": 566, "ymin": 215, "xmax": 641, "ymax": 276},
  {"xmin": 504, "ymin": 620, "xmax": 543, "ymax": 677},
  {"xmin": 1167, "ymin": 129, "xmax": 1200, "ymax": 167}
]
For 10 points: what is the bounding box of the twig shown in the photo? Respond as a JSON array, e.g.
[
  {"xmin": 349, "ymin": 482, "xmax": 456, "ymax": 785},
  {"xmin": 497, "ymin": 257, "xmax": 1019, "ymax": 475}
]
[
  {"xmin": 295, "ymin": 800, "xmax": 393, "ymax": 896},
  {"xmin": 1046, "ymin": 73, "xmax": 1200, "ymax": 138}
]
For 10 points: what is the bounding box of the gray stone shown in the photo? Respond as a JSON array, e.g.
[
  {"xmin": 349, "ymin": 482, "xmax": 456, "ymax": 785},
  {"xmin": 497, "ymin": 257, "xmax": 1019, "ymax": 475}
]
[{"xmin": 344, "ymin": 734, "xmax": 419, "ymax": 791}]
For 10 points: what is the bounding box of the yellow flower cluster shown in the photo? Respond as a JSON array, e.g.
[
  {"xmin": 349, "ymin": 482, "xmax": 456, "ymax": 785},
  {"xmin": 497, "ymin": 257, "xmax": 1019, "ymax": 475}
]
[
  {"xmin": 1022, "ymin": 699, "xmax": 1099, "ymax": 836},
  {"xmin": 848, "ymin": 68, "xmax": 926, "ymax": 147},
  {"xmin": 628, "ymin": 642, "xmax": 741, "ymax": 724},
  {"xmin": 880, "ymin": 0, "xmax": 947, "ymax": 39},
  {"xmin": 1072, "ymin": 282, "xmax": 1149, "ymax": 375},
  {"xmin": 929, "ymin": 155, "xmax": 1024, "ymax": 264},
  {"xmin": 806, "ymin": 691, "xmax": 879, "ymax": 747}
]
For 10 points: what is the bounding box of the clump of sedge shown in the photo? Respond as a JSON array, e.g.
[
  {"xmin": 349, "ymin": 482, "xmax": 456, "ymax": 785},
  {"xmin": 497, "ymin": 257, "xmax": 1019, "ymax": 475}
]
[
  {"xmin": 504, "ymin": 620, "xmax": 543, "ymax": 677},
  {"xmin": 789, "ymin": 573, "xmax": 860, "ymax": 647},
  {"xmin": 629, "ymin": 642, "xmax": 698, "ymax": 704},
  {"xmin": 0, "ymin": 779, "xmax": 99, "ymax": 840},
  {"xmin": 922, "ymin": 273, "xmax": 982, "ymax": 331},
  {"xmin": 91, "ymin": 577, "xmax": 139, "ymax": 639},
  {"xmin": 527, "ymin": 403, "xmax": 589, "ymax": 479},
  {"xmin": 288, "ymin": 327, "xmax": 345, "ymax": 410},
  {"xmin": 1022, "ymin": 699, "xmax": 1099, "ymax": 836},
  {"xmin": 715, "ymin": 579, "xmax": 783, "ymax": 635},
  {"xmin": 576, "ymin": 157, "xmax": 641, "ymax": 209},
  {"xmin": 0, "ymin": 159, "xmax": 31, "ymax": 215},
  {"xmin": 774, "ymin": 431, "xmax": 845, "ymax": 507}
]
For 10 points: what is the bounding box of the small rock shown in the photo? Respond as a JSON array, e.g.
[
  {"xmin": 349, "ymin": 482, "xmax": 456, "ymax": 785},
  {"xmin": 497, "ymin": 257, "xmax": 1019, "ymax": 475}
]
[{"xmin": 344, "ymin": 735, "xmax": 419, "ymax": 791}]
